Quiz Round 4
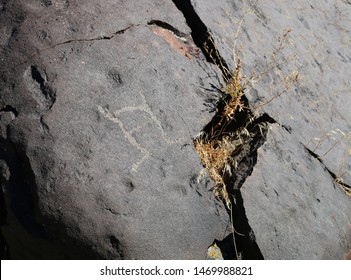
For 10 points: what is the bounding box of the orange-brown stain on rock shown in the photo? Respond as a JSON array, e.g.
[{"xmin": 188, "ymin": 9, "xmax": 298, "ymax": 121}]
[{"xmin": 149, "ymin": 25, "xmax": 200, "ymax": 60}]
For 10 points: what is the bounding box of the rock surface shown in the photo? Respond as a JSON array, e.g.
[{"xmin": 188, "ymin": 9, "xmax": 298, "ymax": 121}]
[
  {"xmin": 0, "ymin": 0, "xmax": 230, "ymax": 259},
  {"xmin": 242, "ymin": 124, "xmax": 351, "ymax": 259},
  {"xmin": 191, "ymin": 0, "xmax": 351, "ymax": 259},
  {"xmin": 192, "ymin": 0, "xmax": 351, "ymax": 185},
  {"xmin": 1, "ymin": 0, "xmax": 351, "ymax": 259}
]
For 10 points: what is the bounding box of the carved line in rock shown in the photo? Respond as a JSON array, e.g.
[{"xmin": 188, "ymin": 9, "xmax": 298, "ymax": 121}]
[{"xmin": 98, "ymin": 91, "xmax": 185, "ymax": 172}]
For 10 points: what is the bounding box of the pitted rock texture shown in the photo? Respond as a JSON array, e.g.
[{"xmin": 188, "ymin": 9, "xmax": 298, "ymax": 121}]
[
  {"xmin": 0, "ymin": 0, "xmax": 229, "ymax": 259},
  {"xmin": 191, "ymin": 0, "xmax": 351, "ymax": 258},
  {"xmin": 192, "ymin": 0, "xmax": 351, "ymax": 186},
  {"xmin": 241, "ymin": 125, "xmax": 351, "ymax": 259},
  {"xmin": 1, "ymin": 0, "xmax": 351, "ymax": 260}
]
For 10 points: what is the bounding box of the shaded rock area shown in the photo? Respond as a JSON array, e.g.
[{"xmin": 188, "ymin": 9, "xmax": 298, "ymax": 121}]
[
  {"xmin": 0, "ymin": 0, "xmax": 230, "ymax": 259},
  {"xmin": 191, "ymin": 0, "xmax": 351, "ymax": 259},
  {"xmin": 0, "ymin": 0, "xmax": 350, "ymax": 259}
]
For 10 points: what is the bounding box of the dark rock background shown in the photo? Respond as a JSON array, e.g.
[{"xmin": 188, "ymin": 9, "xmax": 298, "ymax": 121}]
[
  {"xmin": 191, "ymin": 0, "xmax": 351, "ymax": 259},
  {"xmin": 1, "ymin": 0, "xmax": 350, "ymax": 259}
]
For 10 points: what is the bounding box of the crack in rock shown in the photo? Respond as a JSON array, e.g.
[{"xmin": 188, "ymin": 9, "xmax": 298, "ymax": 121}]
[
  {"xmin": 304, "ymin": 146, "xmax": 351, "ymax": 195},
  {"xmin": 50, "ymin": 24, "xmax": 138, "ymax": 48},
  {"xmin": 1, "ymin": 24, "xmax": 139, "ymax": 75},
  {"xmin": 171, "ymin": 0, "xmax": 231, "ymax": 81},
  {"xmin": 0, "ymin": 139, "xmax": 47, "ymax": 240},
  {"xmin": 148, "ymin": 19, "xmax": 188, "ymax": 39},
  {"xmin": 171, "ymin": 0, "xmax": 276, "ymax": 260}
]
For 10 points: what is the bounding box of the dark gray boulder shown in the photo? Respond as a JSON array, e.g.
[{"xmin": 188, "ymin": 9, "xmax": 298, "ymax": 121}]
[
  {"xmin": 191, "ymin": 0, "xmax": 351, "ymax": 259},
  {"xmin": 1, "ymin": 0, "xmax": 351, "ymax": 260},
  {"xmin": 0, "ymin": 0, "xmax": 230, "ymax": 259},
  {"xmin": 242, "ymin": 124, "xmax": 351, "ymax": 259}
]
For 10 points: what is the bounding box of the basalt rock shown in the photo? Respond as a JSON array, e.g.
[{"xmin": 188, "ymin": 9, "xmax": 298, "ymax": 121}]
[
  {"xmin": 0, "ymin": 0, "xmax": 230, "ymax": 259},
  {"xmin": 191, "ymin": 0, "xmax": 351, "ymax": 259},
  {"xmin": 1, "ymin": 0, "xmax": 350, "ymax": 259}
]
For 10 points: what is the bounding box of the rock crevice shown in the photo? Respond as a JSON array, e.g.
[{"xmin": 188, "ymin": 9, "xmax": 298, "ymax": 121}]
[
  {"xmin": 304, "ymin": 146, "xmax": 351, "ymax": 196},
  {"xmin": 171, "ymin": 0, "xmax": 231, "ymax": 81},
  {"xmin": 171, "ymin": 0, "xmax": 276, "ymax": 260}
]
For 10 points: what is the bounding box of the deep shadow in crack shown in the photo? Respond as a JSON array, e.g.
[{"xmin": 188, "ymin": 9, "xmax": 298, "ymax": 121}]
[
  {"xmin": 214, "ymin": 116, "xmax": 271, "ymax": 260},
  {"xmin": 223, "ymin": 114, "xmax": 276, "ymax": 190},
  {"xmin": 171, "ymin": 0, "xmax": 231, "ymax": 81},
  {"xmin": 147, "ymin": 19, "xmax": 188, "ymax": 38},
  {"xmin": 216, "ymin": 190, "xmax": 263, "ymax": 260},
  {"xmin": 304, "ymin": 146, "xmax": 351, "ymax": 192}
]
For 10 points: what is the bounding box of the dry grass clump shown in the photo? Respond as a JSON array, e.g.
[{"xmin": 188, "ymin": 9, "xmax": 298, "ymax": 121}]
[
  {"xmin": 194, "ymin": 62, "xmax": 252, "ymax": 260},
  {"xmin": 193, "ymin": 62, "xmax": 249, "ymax": 208},
  {"xmin": 195, "ymin": 135, "xmax": 236, "ymax": 207},
  {"xmin": 194, "ymin": 22, "xmax": 300, "ymax": 212},
  {"xmin": 194, "ymin": 9, "xmax": 301, "ymax": 258},
  {"xmin": 223, "ymin": 61, "xmax": 245, "ymax": 117}
]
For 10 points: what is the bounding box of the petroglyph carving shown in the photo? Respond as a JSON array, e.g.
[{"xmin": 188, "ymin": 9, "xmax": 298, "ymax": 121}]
[{"xmin": 98, "ymin": 91, "xmax": 185, "ymax": 171}]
